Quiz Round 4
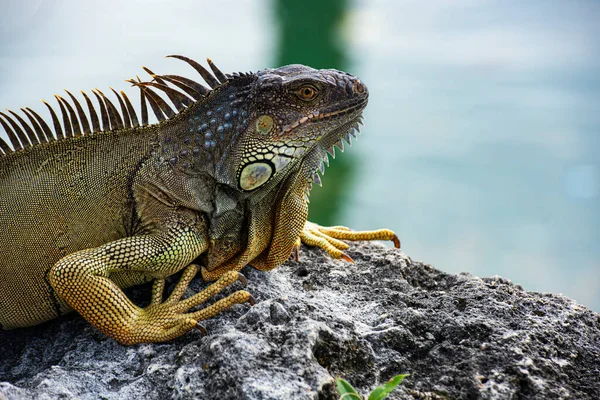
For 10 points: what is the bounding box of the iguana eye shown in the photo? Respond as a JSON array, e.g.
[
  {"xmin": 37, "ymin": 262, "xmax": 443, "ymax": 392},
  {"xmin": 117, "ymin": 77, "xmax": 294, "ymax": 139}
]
[{"xmin": 296, "ymin": 85, "xmax": 318, "ymax": 101}]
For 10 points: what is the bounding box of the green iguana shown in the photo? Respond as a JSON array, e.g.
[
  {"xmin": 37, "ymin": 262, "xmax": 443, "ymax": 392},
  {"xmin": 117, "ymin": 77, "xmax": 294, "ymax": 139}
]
[{"xmin": 0, "ymin": 56, "xmax": 399, "ymax": 345}]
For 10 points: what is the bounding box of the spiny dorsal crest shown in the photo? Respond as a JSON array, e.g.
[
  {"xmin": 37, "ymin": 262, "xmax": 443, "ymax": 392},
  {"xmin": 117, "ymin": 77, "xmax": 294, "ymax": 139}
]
[{"xmin": 0, "ymin": 55, "xmax": 253, "ymax": 157}]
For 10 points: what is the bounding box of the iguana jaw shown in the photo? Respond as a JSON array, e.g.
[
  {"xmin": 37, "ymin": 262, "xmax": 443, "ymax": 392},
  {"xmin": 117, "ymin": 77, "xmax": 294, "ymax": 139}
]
[
  {"xmin": 280, "ymin": 97, "xmax": 367, "ymax": 136},
  {"xmin": 253, "ymin": 95, "xmax": 365, "ymax": 196},
  {"xmin": 250, "ymin": 88, "xmax": 367, "ymax": 199},
  {"xmin": 304, "ymin": 109, "xmax": 365, "ymax": 190}
]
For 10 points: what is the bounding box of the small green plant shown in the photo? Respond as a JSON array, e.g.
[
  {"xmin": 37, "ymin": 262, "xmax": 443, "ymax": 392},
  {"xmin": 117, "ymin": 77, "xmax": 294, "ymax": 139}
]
[{"xmin": 336, "ymin": 374, "xmax": 409, "ymax": 400}]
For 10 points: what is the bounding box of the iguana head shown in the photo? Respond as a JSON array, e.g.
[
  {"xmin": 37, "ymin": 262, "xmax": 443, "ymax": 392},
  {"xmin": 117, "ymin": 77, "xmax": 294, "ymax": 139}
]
[{"xmin": 214, "ymin": 64, "xmax": 368, "ymax": 197}]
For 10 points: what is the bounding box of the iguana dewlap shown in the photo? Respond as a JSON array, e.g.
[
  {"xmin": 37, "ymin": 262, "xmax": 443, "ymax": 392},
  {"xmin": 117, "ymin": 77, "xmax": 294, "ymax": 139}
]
[{"xmin": 0, "ymin": 56, "xmax": 399, "ymax": 344}]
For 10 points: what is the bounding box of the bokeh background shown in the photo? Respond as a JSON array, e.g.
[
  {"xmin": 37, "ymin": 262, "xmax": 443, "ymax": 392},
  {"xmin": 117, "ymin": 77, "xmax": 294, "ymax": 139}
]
[{"xmin": 1, "ymin": 0, "xmax": 599, "ymax": 310}]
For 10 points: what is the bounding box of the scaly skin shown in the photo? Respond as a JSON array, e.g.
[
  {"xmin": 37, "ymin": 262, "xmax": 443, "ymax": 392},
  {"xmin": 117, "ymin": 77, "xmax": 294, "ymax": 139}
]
[{"xmin": 0, "ymin": 56, "xmax": 399, "ymax": 344}]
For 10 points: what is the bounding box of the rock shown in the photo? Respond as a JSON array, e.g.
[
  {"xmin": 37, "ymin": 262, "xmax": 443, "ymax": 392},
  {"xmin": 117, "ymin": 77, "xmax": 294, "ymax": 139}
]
[{"xmin": 1, "ymin": 243, "xmax": 599, "ymax": 399}]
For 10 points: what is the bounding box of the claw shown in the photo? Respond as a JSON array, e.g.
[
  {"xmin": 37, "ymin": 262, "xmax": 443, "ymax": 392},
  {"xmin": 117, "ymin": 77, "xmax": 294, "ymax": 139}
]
[
  {"xmin": 293, "ymin": 246, "xmax": 300, "ymax": 262},
  {"xmin": 247, "ymin": 294, "xmax": 257, "ymax": 306},
  {"xmin": 392, "ymin": 234, "xmax": 401, "ymax": 249},
  {"xmin": 195, "ymin": 323, "xmax": 208, "ymax": 335},
  {"xmin": 340, "ymin": 253, "xmax": 354, "ymax": 263},
  {"xmin": 237, "ymin": 272, "xmax": 248, "ymax": 287}
]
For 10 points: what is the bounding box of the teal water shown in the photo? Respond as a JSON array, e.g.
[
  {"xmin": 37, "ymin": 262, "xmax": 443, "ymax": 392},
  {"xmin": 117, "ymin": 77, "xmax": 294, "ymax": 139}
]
[{"xmin": 1, "ymin": 0, "xmax": 598, "ymax": 310}]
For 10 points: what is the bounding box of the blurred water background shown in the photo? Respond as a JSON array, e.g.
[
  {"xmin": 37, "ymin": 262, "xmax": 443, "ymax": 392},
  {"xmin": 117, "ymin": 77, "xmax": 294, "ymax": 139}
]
[{"xmin": 1, "ymin": 0, "xmax": 598, "ymax": 310}]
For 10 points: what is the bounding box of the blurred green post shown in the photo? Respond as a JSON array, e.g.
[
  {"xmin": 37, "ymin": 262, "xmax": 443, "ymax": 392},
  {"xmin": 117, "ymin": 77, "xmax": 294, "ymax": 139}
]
[{"xmin": 273, "ymin": 0, "xmax": 356, "ymax": 225}]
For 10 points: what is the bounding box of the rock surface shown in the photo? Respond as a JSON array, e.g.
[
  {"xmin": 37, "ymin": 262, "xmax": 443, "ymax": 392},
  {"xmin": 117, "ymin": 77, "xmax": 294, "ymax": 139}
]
[{"xmin": 1, "ymin": 243, "xmax": 599, "ymax": 400}]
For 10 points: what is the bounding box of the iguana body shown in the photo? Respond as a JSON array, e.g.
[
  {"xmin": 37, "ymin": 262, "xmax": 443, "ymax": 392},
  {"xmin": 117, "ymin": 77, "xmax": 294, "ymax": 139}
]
[{"xmin": 0, "ymin": 56, "xmax": 399, "ymax": 344}]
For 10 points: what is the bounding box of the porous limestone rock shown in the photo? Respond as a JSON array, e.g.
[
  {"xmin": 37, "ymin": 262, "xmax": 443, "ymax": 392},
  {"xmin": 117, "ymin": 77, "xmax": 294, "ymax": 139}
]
[{"xmin": 1, "ymin": 243, "xmax": 599, "ymax": 399}]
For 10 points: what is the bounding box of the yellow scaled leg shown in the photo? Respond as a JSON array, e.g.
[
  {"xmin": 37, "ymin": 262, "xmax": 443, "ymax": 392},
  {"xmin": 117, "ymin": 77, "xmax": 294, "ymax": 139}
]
[
  {"xmin": 299, "ymin": 221, "xmax": 400, "ymax": 262},
  {"xmin": 49, "ymin": 227, "xmax": 254, "ymax": 345}
]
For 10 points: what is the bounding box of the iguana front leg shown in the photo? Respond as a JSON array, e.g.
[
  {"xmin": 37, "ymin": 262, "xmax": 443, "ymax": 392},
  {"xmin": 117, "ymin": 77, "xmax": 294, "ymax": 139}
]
[
  {"xmin": 297, "ymin": 221, "xmax": 400, "ymax": 262},
  {"xmin": 49, "ymin": 225, "xmax": 252, "ymax": 345}
]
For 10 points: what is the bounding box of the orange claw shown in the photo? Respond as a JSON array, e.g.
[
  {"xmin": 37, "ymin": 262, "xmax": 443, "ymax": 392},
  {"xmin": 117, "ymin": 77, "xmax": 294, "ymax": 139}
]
[
  {"xmin": 392, "ymin": 234, "xmax": 401, "ymax": 249},
  {"xmin": 340, "ymin": 253, "xmax": 354, "ymax": 263}
]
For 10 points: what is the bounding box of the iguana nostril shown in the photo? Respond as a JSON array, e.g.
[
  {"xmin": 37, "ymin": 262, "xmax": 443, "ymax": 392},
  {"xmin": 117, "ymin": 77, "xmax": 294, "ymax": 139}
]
[{"xmin": 355, "ymin": 81, "xmax": 365, "ymax": 94}]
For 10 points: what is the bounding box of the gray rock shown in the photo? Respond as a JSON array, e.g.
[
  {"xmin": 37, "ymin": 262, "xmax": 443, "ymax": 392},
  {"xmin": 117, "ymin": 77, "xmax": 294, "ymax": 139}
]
[{"xmin": 1, "ymin": 243, "xmax": 599, "ymax": 399}]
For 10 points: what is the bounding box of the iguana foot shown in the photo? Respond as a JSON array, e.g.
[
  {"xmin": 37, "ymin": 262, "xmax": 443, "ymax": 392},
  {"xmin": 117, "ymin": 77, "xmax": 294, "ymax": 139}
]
[
  {"xmin": 298, "ymin": 221, "xmax": 400, "ymax": 262},
  {"xmin": 123, "ymin": 265, "xmax": 253, "ymax": 344}
]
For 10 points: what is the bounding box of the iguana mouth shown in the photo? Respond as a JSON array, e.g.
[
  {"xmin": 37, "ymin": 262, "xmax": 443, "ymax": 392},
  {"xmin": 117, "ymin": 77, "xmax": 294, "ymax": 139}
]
[
  {"xmin": 281, "ymin": 98, "xmax": 368, "ymax": 135},
  {"xmin": 316, "ymin": 98, "xmax": 368, "ymax": 121}
]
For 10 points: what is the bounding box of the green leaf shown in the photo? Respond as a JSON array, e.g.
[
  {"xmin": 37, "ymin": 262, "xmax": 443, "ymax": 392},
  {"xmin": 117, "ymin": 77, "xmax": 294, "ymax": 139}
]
[
  {"xmin": 367, "ymin": 374, "xmax": 409, "ymax": 400},
  {"xmin": 336, "ymin": 378, "xmax": 363, "ymax": 400}
]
